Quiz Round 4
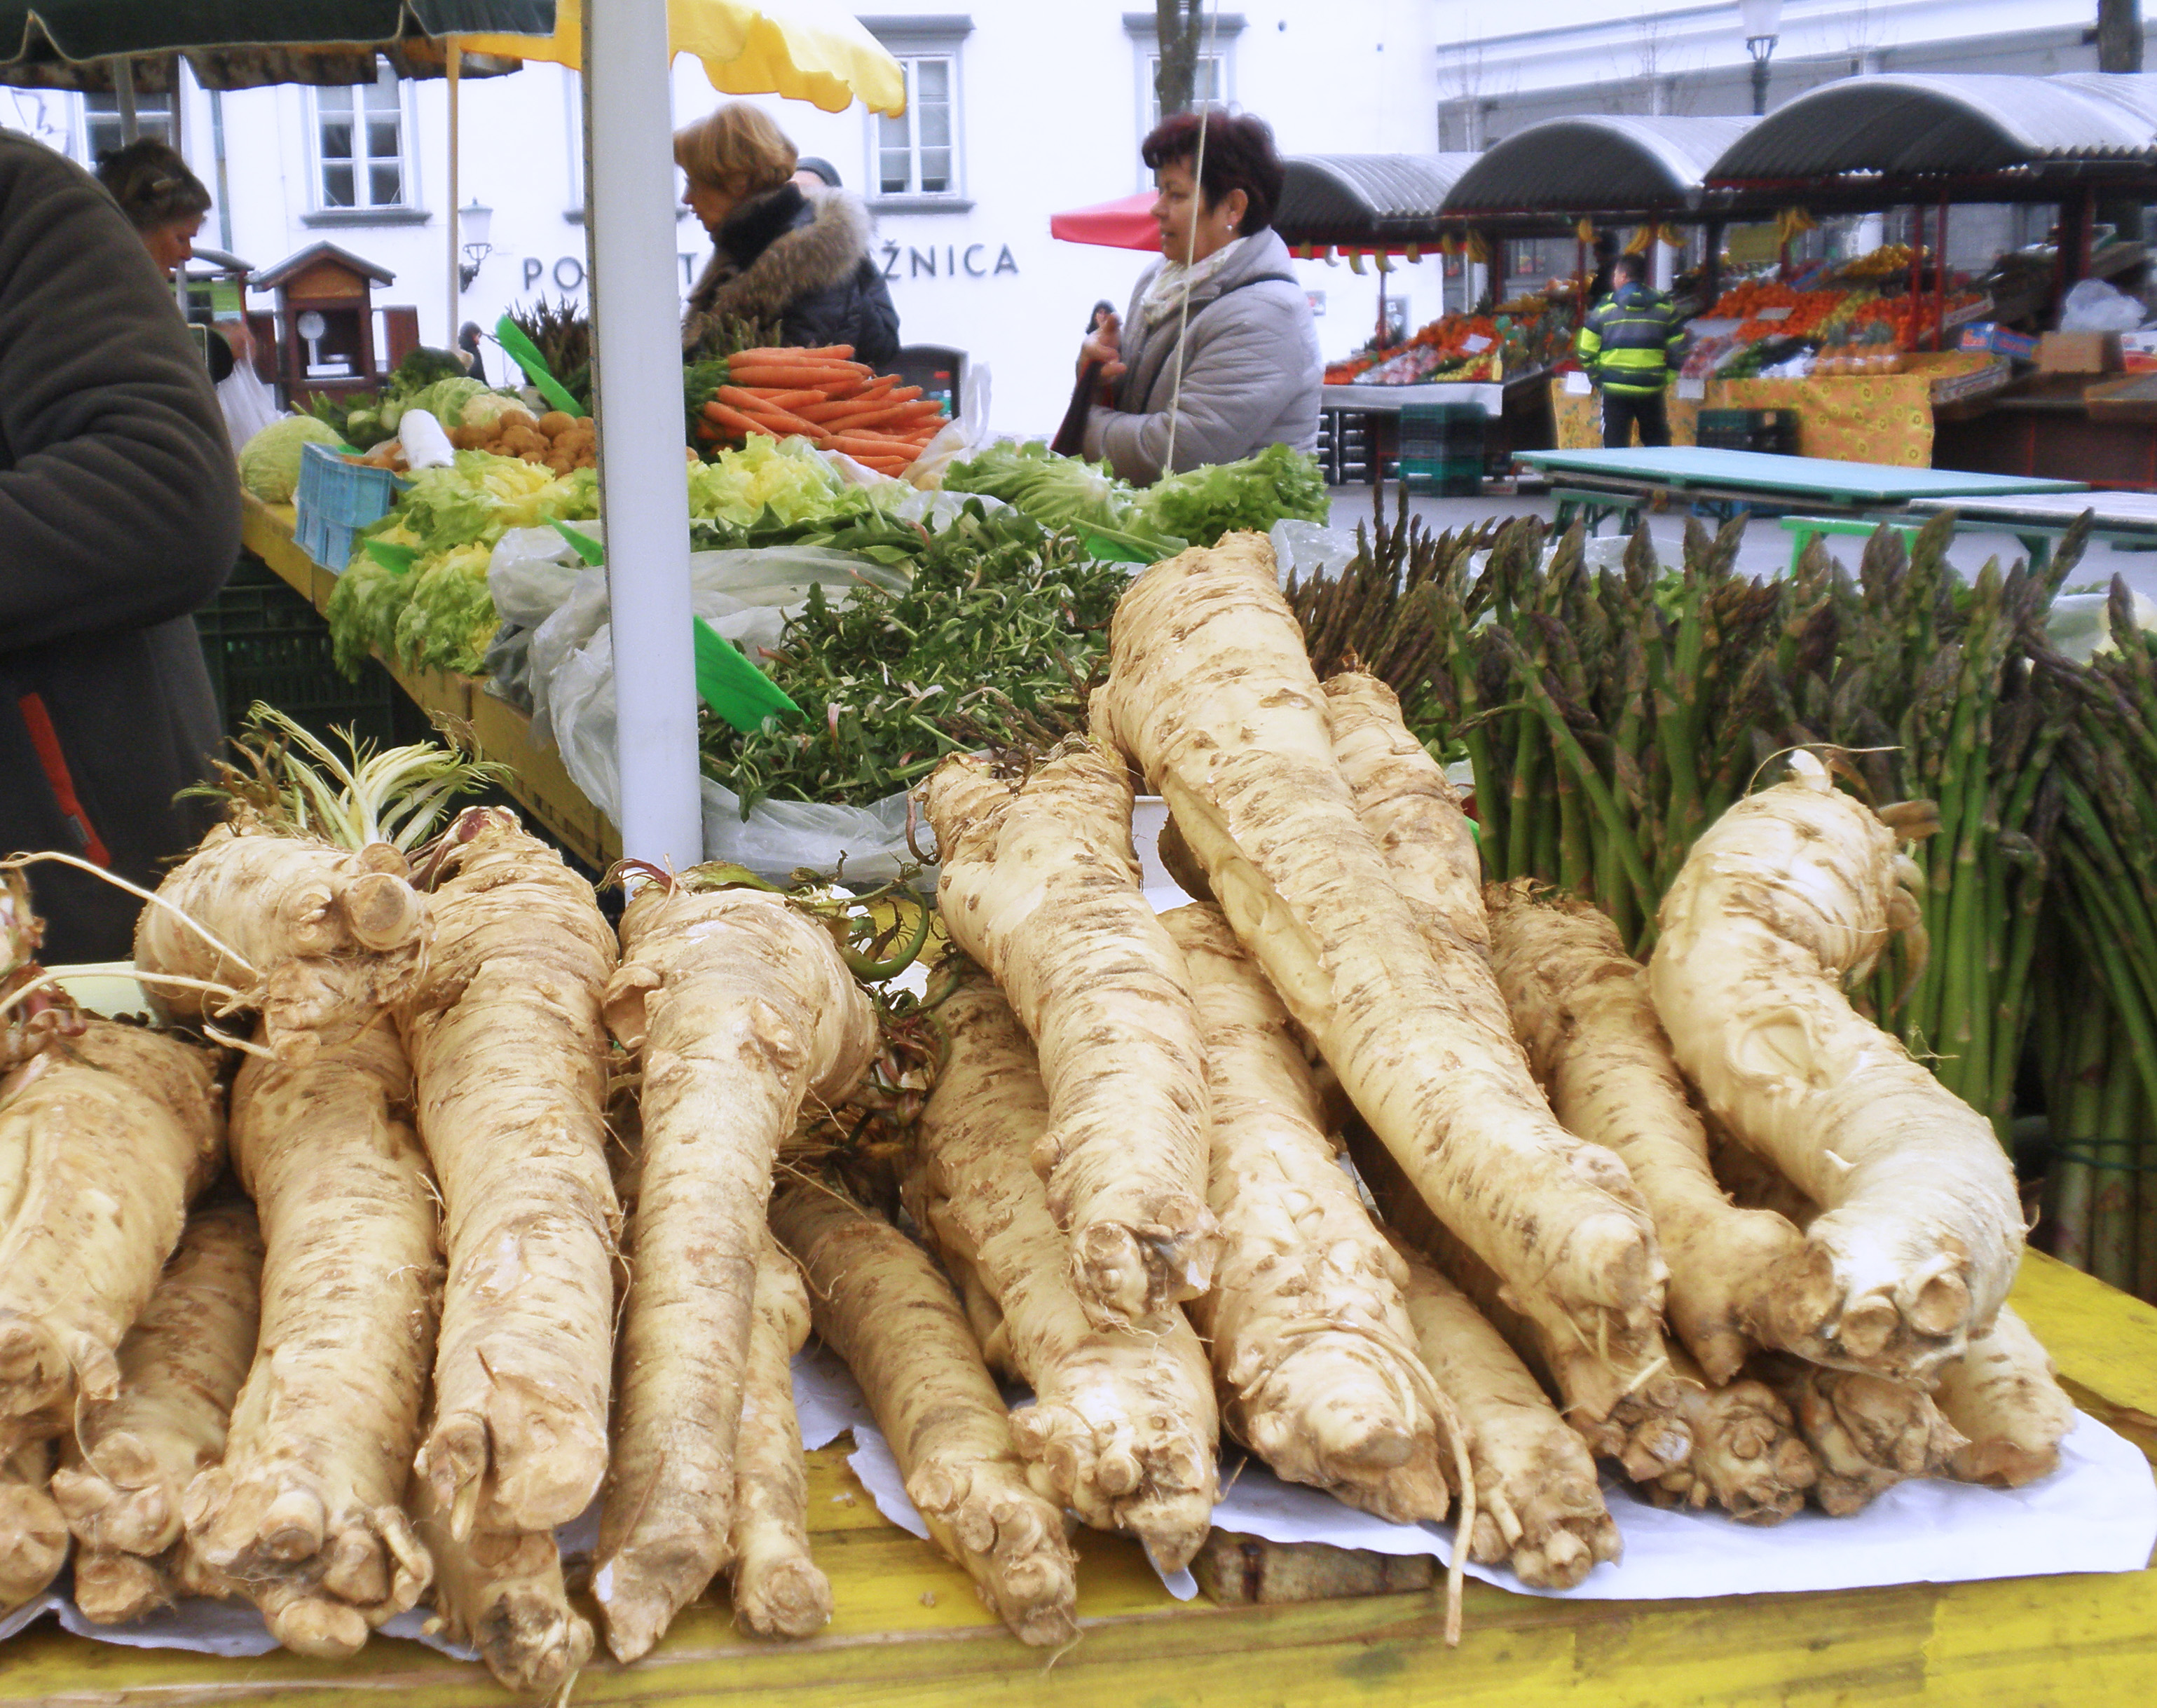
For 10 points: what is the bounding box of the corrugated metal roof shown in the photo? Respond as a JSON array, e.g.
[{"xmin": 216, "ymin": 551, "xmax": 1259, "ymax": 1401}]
[
  {"xmin": 1443, "ymin": 115, "xmax": 1758, "ymax": 214},
  {"xmin": 1710, "ymin": 74, "xmax": 2157, "ymax": 181},
  {"xmin": 1276, "ymin": 153, "xmax": 1480, "ymax": 237}
]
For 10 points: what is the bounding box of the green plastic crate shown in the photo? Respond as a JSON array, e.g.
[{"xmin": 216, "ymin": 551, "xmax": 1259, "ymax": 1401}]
[
  {"xmin": 1399, "ymin": 453, "xmax": 1484, "ymax": 497},
  {"xmin": 196, "ymin": 559, "xmax": 399, "ymax": 748}
]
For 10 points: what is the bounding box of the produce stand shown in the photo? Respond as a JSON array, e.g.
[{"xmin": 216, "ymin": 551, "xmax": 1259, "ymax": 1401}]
[
  {"xmin": 1517, "ymin": 446, "xmax": 2083, "ymax": 534},
  {"xmin": 238, "ymin": 496, "xmax": 622, "ymax": 870},
  {"xmin": 0, "ymin": 1251, "xmax": 2146, "ymax": 1705}
]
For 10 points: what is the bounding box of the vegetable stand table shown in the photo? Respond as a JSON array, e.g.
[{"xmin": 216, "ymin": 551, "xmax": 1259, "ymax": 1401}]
[
  {"xmin": 238, "ymin": 496, "xmax": 622, "ymax": 873},
  {"xmin": 1515, "ymin": 447, "xmax": 2085, "ymax": 537},
  {"xmin": 0, "ymin": 1251, "xmax": 2150, "ymax": 1707},
  {"xmin": 1898, "ymin": 489, "xmax": 2157, "ymax": 571}
]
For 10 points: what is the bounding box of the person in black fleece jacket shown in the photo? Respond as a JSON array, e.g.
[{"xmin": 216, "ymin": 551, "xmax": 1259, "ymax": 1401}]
[{"xmin": 0, "ymin": 130, "xmax": 241, "ymax": 962}]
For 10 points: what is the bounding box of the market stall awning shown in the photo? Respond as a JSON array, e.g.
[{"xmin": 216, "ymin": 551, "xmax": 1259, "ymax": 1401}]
[
  {"xmin": 1444, "ymin": 114, "xmax": 1759, "ymax": 218},
  {"xmin": 1049, "ymin": 191, "xmax": 1158, "ymax": 251},
  {"xmin": 1273, "ymin": 152, "xmax": 1479, "ymax": 247},
  {"xmin": 0, "ymin": 2, "xmax": 545, "ymax": 86},
  {"xmin": 1709, "ymin": 72, "xmax": 2157, "ymax": 182},
  {"xmin": 461, "ymin": 0, "xmax": 904, "ymax": 115}
]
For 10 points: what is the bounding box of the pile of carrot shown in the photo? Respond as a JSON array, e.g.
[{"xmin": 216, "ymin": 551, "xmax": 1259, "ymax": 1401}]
[{"xmin": 695, "ymin": 344, "xmax": 949, "ymax": 477}]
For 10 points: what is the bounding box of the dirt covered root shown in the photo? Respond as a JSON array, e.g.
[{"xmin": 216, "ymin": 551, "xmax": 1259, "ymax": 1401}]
[
  {"xmin": 923, "ymin": 744, "xmax": 1217, "ymax": 1330},
  {"xmin": 1483, "ymin": 882, "xmax": 1805, "ymax": 1387},
  {"xmin": 1648, "ymin": 755, "xmax": 2022, "ymax": 1383},
  {"xmin": 1932, "ymin": 1305, "xmax": 2075, "ymax": 1488},
  {"xmin": 907, "ymin": 963, "xmax": 1219, "ymax": 1569},
  {"xmin": 772, "ymin": 1183, "xmax": 1079, "ymax": 1648},
  {"xmin": 399, "ymin": 812, "xmax": 621, "ymax": 1540},
  {"xmin": 51, "ymin": 1200, "xmax": 262, "ymax": 1559},
  {"xmin": 1089, "ymin": 539, "xmax": 1663, "ymax": 1387},
  {"xmin": 1644, "ymin": 1346, "xmax": 1817, "ymax": 1524},
  {"xmin": 0, "ymin": 1020, "xmax": 224, "ymax": 1429},
  {"xmin": 71, "ymin": 1547, "xmax": 173, "ymax": 1624},
  {"xmin": 1388, "ymin": 1240, "xmax": 1618, "ymax": 1590},
  {"xmin": 1161, "ymin": 905, "xmax": 1451, "ymax": 1524},
  {"xmin": 135, "ymin": 828, "xmax": 430, "ymax": 1065},
  {"xmin": 594, "ymin": 885, "xmax": 875, "ymax": 1664},
  {"xmin": 0, "ymin": 1438, "xmax": 68, "ymax": 1611},
  {"xmin": 183, "ymin": 1023, "xmax": 440, "ymax": 1658},
  {"xmin": 726, "ymin": 1235, "xmax": 830, "ymax": 1639},
  {"xmin": 410, "ymin": 1473, "xmax": 593, "ymax": 1700},
  {"xmin": 1751, "ymin": 1354, "xmax": 1965, "ymax": 1516}
]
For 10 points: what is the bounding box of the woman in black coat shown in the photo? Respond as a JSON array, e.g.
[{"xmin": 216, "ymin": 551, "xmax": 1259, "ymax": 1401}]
[{"xmin": 676, "ymin": 103, "xmax": 899, "ymax": 367}]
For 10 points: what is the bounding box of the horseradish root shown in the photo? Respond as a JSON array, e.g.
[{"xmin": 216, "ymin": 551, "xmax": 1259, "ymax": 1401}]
[
  {"xmin": 594, "ymin": 882, "xmax": 875, "ymax": 1662},
  {"xmin": 183, "ymin": 1023, "xmax": 439, "ymax": 1658},
  {"xmin": 772, "ymin": 1182, "xmax": 1079, "ymax": 1648},
  {"xmin": 1646, "ymin": 1345, "xmax": 1816, "ymax": 1524},
  {"xmin": 1931, "ymin": 1305, "xmax": 2075, "ymax": 1488},
  {"xmin": 1753, "ymin": 1354, "xmax": 1964, "ymax": 1516},
  {"xmin": 1649, "ymin": 753, "xmax": 2022, "ymax": 1381},
  {"xmin": 1090, "ymin": 539, "xmax": 1664, "ymax": 1404},
  {"xmin": 924, "ymin": 743, "xmax": 1218, "ymax": 1329},
  {"xmin": 1160, "ymin": 905, "xmax": 1451, "ymax": 1524},
  {"xmin": 726, "ymin": 1236, "xmax": 831, "ymax": 1639},
  {"xmin": 1484, "ymin": 882, "xmax": 1805, "ymax": 1386},
  {"xmin": 411, "ymin": 1475, "xmax": 593, "ymax": 1700},
  {"xmin": 906, "ymin": 962, "xmax": 1219, "ymax": 1569},
  {"xmin": 401, "ymin": 811, "xmax": 621, "ymax": 1539}
]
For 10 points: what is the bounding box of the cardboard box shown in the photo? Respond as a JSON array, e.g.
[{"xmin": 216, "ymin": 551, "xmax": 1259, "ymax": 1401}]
[
  {"xmin": 1958, "ymin": 322, "xmax": 2040, "ymax": 361},
  {"xmin": 2037, "ymin": 331, "xmax": 2123, "ymax": 374}
]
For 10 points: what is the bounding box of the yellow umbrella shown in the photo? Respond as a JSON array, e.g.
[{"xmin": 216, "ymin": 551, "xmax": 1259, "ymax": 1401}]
[{"xmin": 460, "ymin": 0, "xmax": 905, "ymax": 114}]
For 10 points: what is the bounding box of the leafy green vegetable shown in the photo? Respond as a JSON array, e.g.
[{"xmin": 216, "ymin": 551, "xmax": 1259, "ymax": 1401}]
[
  {"xmin": 685, "ymin": 436, "xmax": 870, "ymax": 529},
  {"xmin": 238, "ymin": 416, "xmax": 344, "ymax": 503},
  {"xmin": 1133, "ymin": 443, "xmax": 1329, "ymax": 547},
  {"xmin": 699, "ymin": 503, "xmax": 1131, "ymax": 812},
  {"xmin": 943, "ymin": 439, "xmax": 1184, "ymax": 559},
  {"xmin": 393, "ymin": 543, "xmax": 498, "ymax": 674}
]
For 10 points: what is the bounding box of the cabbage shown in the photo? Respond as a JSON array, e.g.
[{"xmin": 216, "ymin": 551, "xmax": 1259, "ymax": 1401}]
[
  {"xmin": 238, "ymin": 416, "xmax": 343, "ymax": 503},
  {"xmin": 458, "ymin": 391, "xmax": 536, "ymax": 432},
  {"xmin": 380, "ymin": 376, "xmax": 491, "ymax": 435}
]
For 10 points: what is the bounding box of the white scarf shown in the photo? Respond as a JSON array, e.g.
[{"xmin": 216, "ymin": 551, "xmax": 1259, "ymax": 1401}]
[{"xmin": 1137, "ymin": 235, "xmax": 1249, "ymax": 332}]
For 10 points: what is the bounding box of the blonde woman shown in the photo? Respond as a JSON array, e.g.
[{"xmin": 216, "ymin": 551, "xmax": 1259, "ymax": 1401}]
[{"xmin": 676, "ymin": 102, "xmax": 899, "ymax": 364}]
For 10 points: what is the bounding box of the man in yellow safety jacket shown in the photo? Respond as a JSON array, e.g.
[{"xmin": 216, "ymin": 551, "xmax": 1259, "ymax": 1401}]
[{"xmin": 1577, "ymin": 257, "xmax": 1687, "ymax": 449}]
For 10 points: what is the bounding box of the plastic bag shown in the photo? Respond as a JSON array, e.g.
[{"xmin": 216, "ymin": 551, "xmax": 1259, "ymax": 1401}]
[
  {"xmin": 2045, "ymin": 588, "xmax": 2157, "ymax": 663},
  {"xmin": 907, "ymin": 362, "xmax": 992, "ymax": 488},
  {"xmin": 2059, "ymin": 278, "xmax": 2146, "ymax": 334},
  {"xmin": 1268, "ymin": 517, "xmax": 1363, "ymax": 585},
  {"xmin": 216, "ymin": 366, "xmax": 283, "ymax": 448}
]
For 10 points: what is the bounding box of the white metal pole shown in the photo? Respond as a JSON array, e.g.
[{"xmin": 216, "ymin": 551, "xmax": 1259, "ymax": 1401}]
[
  {"xmin": 115, "ymin": 55, "xmax": 139, "ymax": 142},
  {"xmin": 446, "ymin": 42, "xmax": 461, "ymax": 350},
  {"xmin": 583, "ymin": 0, "xmax": 703, "ymax": 870}
]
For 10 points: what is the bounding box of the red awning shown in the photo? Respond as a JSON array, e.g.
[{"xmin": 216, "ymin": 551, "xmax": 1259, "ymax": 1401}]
[{"xmin": 1050, "ymin": 191, "xmax": 1160, "ymax": 250}]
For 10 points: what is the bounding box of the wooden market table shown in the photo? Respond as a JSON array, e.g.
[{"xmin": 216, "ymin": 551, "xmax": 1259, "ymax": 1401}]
[
  {"xmin": 0, "ymin": 1252, "xmax": 2149, "ymax": 1705},
  {"xmin": 1515, "ymin": 446, "xmax": 2085, "ymax": 536},
  {"xmin": 237, "ymin": 496, "xmax": 622, "ymax": 871}
]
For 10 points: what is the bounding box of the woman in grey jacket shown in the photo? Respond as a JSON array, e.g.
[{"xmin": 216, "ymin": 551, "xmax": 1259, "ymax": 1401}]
[{"xmin": 1078, "ymin": 110, "xmax": 1320, "ymax": 485}]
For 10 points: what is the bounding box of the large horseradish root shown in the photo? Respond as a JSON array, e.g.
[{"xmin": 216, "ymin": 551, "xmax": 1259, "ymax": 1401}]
[
  {"xmin": 594, "ymin": 882, "xmax": 876, "ymax": 1663},
  {"xmin": 1090, "ymin": 549, "xmax": 1664, "ymax": 1404},
  {"xmin": 1388, "ymin": 1238, "xmax": 1618, "ymax": 1590},
  {"xmin": 134, "ymin": 828, "xmax": 430, "ymax": 1065},
  {"xmin": 1644, "ymin": 1346, "xmax": 1817, "ymax": 1524},
  {"xmin": 410, "ymin": 1475, "xmax": 594, "ymax": 1700},
  {"xmin": 0, "ymin": 1020, "xmax": 224, "ymax": 1430},
  {"xmin": 1752, "ymin": 1354, "xmax": 1965, "ymax": 1516},
  {"xmin": 1483, "ymin": 881, "xmax": 1805, "ymax": 1386},
  {"xmin": 725, "ymin": 1235, "xmax": 831, "ymax": 1639},
  {"xmin": 51, "ymin": 1200, "xmax": 262, "ymax": 1558},
  {"xmin": 0, "ymin": 1437, "xmax": 68, "ymax": 1611},
  {"xmin": 772, "ymin": 1182, "xmax": 1080, "ymax": 1648},
  {"xmin": 400, "ymin": 811, "xmax": 622, "ymax": 1540},
  {"xmin": 183, "ymin": 1023, "xmax": 439, "ymax": 1658},
  {"xmin": 907, "ymin": 962, "xmax": 1220, "ymax": 1569},
  {"xmin": 1160, "ymin": 905, "xmax": 1453, "ymax": 1524},
  {"xmin": 1931, "ymin": 1305, "xmax": 2075, "ymax": 1488},
  {"xmin": 924, "ymin": 744, "xmax": 1218, "ymax": 1329},
  {"xmin": 1648, "ymin": 752, "xmax": 2022, "ymax": 1383}
]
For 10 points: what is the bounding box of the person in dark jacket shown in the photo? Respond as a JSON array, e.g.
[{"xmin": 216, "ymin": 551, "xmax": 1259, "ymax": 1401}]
[
  {"xmin": 1577, "ymin": 257, "xmax": 1687, "ymax": 449},
  {"xmin": 0, "ymin": 130, "xmax": 241, "ymax": 962},
  {"xmin": 675, "ymin": 103, "xmax": 899, "ymax": 367}
]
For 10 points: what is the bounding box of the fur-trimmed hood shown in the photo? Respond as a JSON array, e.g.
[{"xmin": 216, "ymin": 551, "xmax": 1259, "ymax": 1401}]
[{"xmin": 684, "ymin": 183, "xmax": 876, "ymax": 333}]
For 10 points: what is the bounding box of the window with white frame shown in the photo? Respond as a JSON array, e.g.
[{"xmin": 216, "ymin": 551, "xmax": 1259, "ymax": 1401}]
[
  {"xmin": 313, "ymin": 58, "xmax": 409, "ymax": 212},
  {"xmin": 1143, "ymin": 52, "xmax": 1226, "ymax": 135},
  {"xmin": 860, "ymin": 16, "xmax": 972, "ymax": 209},
  {"xmin": 82, "ymin": 93, "xmax": 172, "ymax": 163},
  {"xmin": 1125, "ymin": 11, "xmax": 1243, "ymax": 156}
]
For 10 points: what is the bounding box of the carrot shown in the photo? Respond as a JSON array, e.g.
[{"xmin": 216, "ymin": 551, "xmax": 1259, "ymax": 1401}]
[
  {"xmin": 822, "ymin": 401, "xmax": 943, "ymax": 435},
  {"xmin": 703, "ymin": 401, "xmax": 780, "ymax": 440},
  {"xmin": 717, "ymin": 385, "xmax": 825, "ymax": 414},
  {"xmin": 731, "ymin": 344, "xmax": 862, "ymax": 368},
  {"xmin": 727, "ymin": 360, "xmax": 868, "ymax": 387},
  {"xmin": 725, "ymin": 396, "xmax": 829, "ymax": 439},
  {"xmin": 798, "ymin": 386, "xmax": 925, "ymax": 423}
]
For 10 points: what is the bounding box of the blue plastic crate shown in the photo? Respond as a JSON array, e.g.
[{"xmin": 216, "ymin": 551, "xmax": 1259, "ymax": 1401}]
[{"xmin": 294, "ymin": 441, "xmax": 406, "ymax": 570}]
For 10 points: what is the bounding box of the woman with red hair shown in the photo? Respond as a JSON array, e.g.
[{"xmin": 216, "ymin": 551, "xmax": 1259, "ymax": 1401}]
[{"xmin": 1074, "ymin": 109, "xmax": 1320, "ymax": 484}]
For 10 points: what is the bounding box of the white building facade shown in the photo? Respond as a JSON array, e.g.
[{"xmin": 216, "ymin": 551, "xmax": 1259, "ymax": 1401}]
[{"xmin": 8, "ymin": 1, "xmax": 2140, "ymax": 435}]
